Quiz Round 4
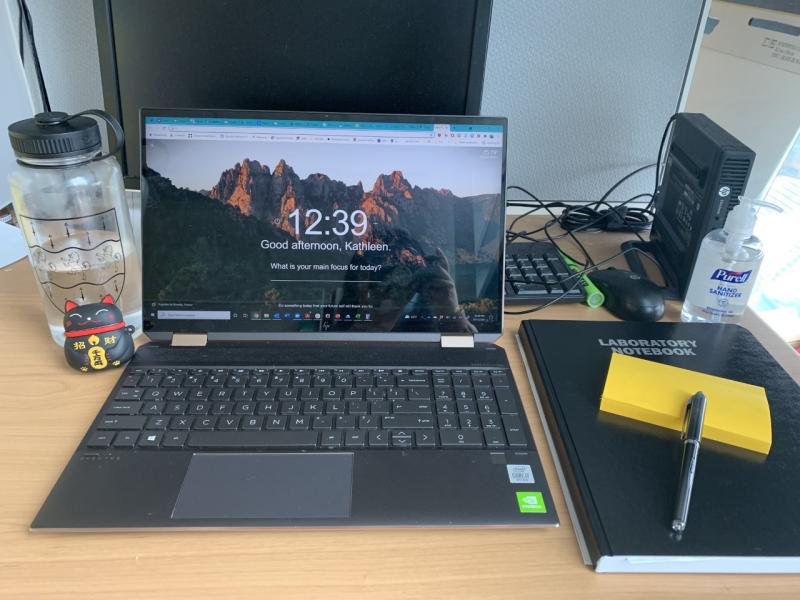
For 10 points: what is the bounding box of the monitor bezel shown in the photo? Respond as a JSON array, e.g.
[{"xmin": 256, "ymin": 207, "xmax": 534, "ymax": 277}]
[
  {"xmin": 94, "ymin": 0, "xmax": 494, "ymax": 188},
  {"xmin": 140, "ymin": 107, "xmax": 507, "ymax": 343}
]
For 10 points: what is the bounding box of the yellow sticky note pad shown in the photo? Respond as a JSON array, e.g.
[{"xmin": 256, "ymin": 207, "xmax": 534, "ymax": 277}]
[{"xmin": 600, "ymin": 353, "xmax": 772, "ymax": 454}]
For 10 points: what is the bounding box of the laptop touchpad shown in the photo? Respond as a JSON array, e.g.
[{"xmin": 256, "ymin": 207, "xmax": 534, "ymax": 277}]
[{"xmin": 172, "ymin": 453, "xmax": 353, "ymax": 519}]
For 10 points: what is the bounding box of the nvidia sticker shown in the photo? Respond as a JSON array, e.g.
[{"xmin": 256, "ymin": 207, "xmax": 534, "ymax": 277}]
[{"xmin": 516, "ymin": 491, "xmax": 547, "ymax": 513}]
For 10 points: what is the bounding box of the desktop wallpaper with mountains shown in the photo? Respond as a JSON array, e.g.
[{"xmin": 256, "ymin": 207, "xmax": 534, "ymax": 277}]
[{"xmin": 142, "ymin": 139, "xmax": 504, "ymax": 327}]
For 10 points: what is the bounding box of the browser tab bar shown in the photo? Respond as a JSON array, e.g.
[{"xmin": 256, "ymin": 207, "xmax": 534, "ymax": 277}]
[{"xmin": 145, "ymin": 118, "xmax": 503, "ymax": 148}]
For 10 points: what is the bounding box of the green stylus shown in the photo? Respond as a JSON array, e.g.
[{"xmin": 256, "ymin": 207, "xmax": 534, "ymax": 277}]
[{"xmin": 559, "ymin": 252, "xmax": 605, "ymax": 308}]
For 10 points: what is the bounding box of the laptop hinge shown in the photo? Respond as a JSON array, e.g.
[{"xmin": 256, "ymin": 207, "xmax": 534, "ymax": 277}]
[
  {"xmin": 440, "ymin": 335, "xmax": 475, "ymax": 349},
  {"xmin": 171, "ymin": 333, "xmax": 208, "ymax": 347}
]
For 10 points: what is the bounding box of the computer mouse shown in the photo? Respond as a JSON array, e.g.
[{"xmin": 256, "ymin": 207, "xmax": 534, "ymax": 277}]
[{"xmin": 588, "ymin": 268, "xmax": 665, "ymax": 322}]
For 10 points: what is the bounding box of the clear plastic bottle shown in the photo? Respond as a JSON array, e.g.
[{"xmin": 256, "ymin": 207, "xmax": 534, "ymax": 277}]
[
  {"xmin": 681, "ymin": 197, "xmax": 764, "ymax": 324},
  {"xmin": 7, "ymin": 111, "xmax": 141, "ymax": 345}
]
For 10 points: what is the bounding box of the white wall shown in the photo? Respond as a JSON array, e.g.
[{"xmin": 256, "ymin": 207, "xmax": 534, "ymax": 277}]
[
  {"xmin": 14, "ymin": 0, "xmax": 706, "ymax": 205},
  {"xmin": 1, "ymin": 0, "xmax": 35, "ymax": 208},
  {"xmin": 483, "ymin": 0, "xmax": 706, "ymax": 204},
  {"xmin": 9, "ymin": 0, "xmax": 102, "ymax": 115}
]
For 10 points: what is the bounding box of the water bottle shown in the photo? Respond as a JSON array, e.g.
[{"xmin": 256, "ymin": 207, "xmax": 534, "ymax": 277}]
[
  {"xmin": 7, "ymin": 110, "xmax": 141, "ymax": 345},
  {"xmin": 680, "ymin": 196, "xmax": 775, "ymax": 324}
]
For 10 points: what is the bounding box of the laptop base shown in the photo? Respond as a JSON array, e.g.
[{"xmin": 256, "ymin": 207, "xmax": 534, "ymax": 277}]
[{"xmin": 32, "ymin": 342, "xmax": 558, "ymax": 529}]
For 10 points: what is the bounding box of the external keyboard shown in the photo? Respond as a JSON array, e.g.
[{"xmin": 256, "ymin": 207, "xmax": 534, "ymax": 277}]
[
  {"xmin": 505, "ymin": 241, "xmax": 585, "ymax": 304},
  {"xmin": 86, "ymin": 367, "xmax": 530, "ymax": 451}
]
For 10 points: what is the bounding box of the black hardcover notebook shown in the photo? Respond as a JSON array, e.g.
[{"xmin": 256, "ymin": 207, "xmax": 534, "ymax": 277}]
[{"xmin": 518, "ymin": 320, "xmax": 800, "ymax": 573}]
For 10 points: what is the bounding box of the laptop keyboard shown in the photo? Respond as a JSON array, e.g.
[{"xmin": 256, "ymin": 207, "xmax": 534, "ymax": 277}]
[{"xmin": 86, "ymin": 367, "xmax": 530, "ymax": 451}]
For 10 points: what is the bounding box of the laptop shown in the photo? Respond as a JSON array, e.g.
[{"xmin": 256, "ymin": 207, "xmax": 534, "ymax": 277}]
[{"xmin": 32, "ymin": 108, "xmax": 558, "ymax": 529}]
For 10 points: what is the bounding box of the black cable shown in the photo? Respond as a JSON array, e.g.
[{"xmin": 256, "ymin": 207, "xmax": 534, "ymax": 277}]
[
  {"xmin": 506, "ymin": 164, "xmax": 656, "ymax": 215},
  {"xmin": 17, "ymin": 3, "xmax": 23, "ymax": 60},
  {"xmin": 596, "ymin": 163, "xmax": 655, "ymax": 206},
  {"xmin": 648, "ymin": 113, "xmax": 679, "ymax": 211},
  {"xmin": 507, "ymin": 186, "xmax": 595, "ymax": 266},
  {"xmin": 507, "ymin": 192, "xmax": 653, "ymax": 245},
  {"xmin": 505, "ymin": 190, "xmax": 564, "ymax": 231},
  {"xmin": 506, "ymin": 201, "xmax": 578, "ymax": 245},
  {"xmin": 505, "ymin": 163, "xmax": 658, "ymax": 242},
  {"xmin": 506, "ymin": 228, "xmax": 550, "ymax": 244},
  {"xmin": 559, "ymin": 194, "xmax": 654, "ymax": 243},
  {"xmin": 559, "ymin": 204, "xmax": 651, "ymax": 232},
  {"xmin": 539, "ymin": 216, "xmax": 589, "ymax": 266},
  {"xmin": 505, "ymin": 194, "xmax": 589, "ymax": 268},
  {"xmin": 505, "ymin": 218, "xmax": 553, "ymax": 243},
  {"xmin": 556, "ymin": 163, "xmax": 657, "ymax": 236},
  {"xmin": 554, "ymin": 192, "xmax": 670, "ymax": 281},
  {"xmin": 506, "ymin": 201, "xmax": 566, "ymax": 234},
  {"xmin": 507, "ymin": 197, "xmax": 652, "ymax": 206},
  {"xmin": 506, "ymin": 163, "xmax": 656, "ymax": 252},
  {"xmin": 16, "ymin": 0, "xmax": 51, "ymax": 113}
]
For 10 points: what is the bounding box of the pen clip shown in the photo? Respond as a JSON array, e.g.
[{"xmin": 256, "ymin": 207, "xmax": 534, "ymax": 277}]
[{"xmin": 681, "ymin": 395, "xmax": 694, "ymax": 441}]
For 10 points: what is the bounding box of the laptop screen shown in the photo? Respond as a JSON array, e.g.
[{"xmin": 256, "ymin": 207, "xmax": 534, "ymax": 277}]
[{"xmin": 141, "ymin": 110, "xmax": 506, "ymax": 336}]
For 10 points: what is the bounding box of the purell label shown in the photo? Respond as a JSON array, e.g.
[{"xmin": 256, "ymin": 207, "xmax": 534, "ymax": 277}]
[{"xmin": 710, "ymin": 268, "xmax": 752, "ymax": 284}]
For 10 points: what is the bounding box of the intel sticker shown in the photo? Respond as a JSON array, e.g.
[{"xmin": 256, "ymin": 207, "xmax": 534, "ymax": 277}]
[{"xmin": 507, "ymin": 464, "xmax": 534, "ymax": 484}]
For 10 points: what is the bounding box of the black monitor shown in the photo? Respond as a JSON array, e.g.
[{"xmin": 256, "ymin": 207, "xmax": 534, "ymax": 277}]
[{"xmin": 93, "ymin": 0, "xmax": 493, "ymax": 187}]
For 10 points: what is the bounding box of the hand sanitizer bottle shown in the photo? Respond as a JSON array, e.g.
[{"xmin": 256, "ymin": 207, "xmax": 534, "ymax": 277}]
[{"xmin": 681, "ymin": 197, "xmax": 771, "ymax": 324}]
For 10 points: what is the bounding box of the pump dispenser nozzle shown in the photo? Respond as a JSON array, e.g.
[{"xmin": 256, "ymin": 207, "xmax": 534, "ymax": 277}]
[
  {"xmin": 724, "ymin": 196, "xmax": 782, "ymax": 239},
  {"xmin": 720, "ymin": 197, "xmax": 780, "ymax": 262}
]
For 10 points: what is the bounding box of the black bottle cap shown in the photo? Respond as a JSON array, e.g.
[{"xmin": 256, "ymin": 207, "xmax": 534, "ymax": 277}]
[{"xmin": 8, "ymin": 111, "xmax": 102, "ymax": 160}]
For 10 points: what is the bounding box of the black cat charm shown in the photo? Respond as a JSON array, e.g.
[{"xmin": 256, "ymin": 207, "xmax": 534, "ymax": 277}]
[{"xmin": 63, "ymin": 295, "xmax": 135, "ymax": 372}]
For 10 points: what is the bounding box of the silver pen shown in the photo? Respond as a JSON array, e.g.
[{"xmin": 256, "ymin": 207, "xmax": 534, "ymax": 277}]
[{"xmin": 671, "ymin": 391, "xmax": 707, "ymax": 533}]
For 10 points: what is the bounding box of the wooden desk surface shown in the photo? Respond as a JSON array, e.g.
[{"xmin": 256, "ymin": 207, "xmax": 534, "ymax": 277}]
[{"xmin": 1, "ymin": 220, "xmax": 799, "ymax": 599}]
